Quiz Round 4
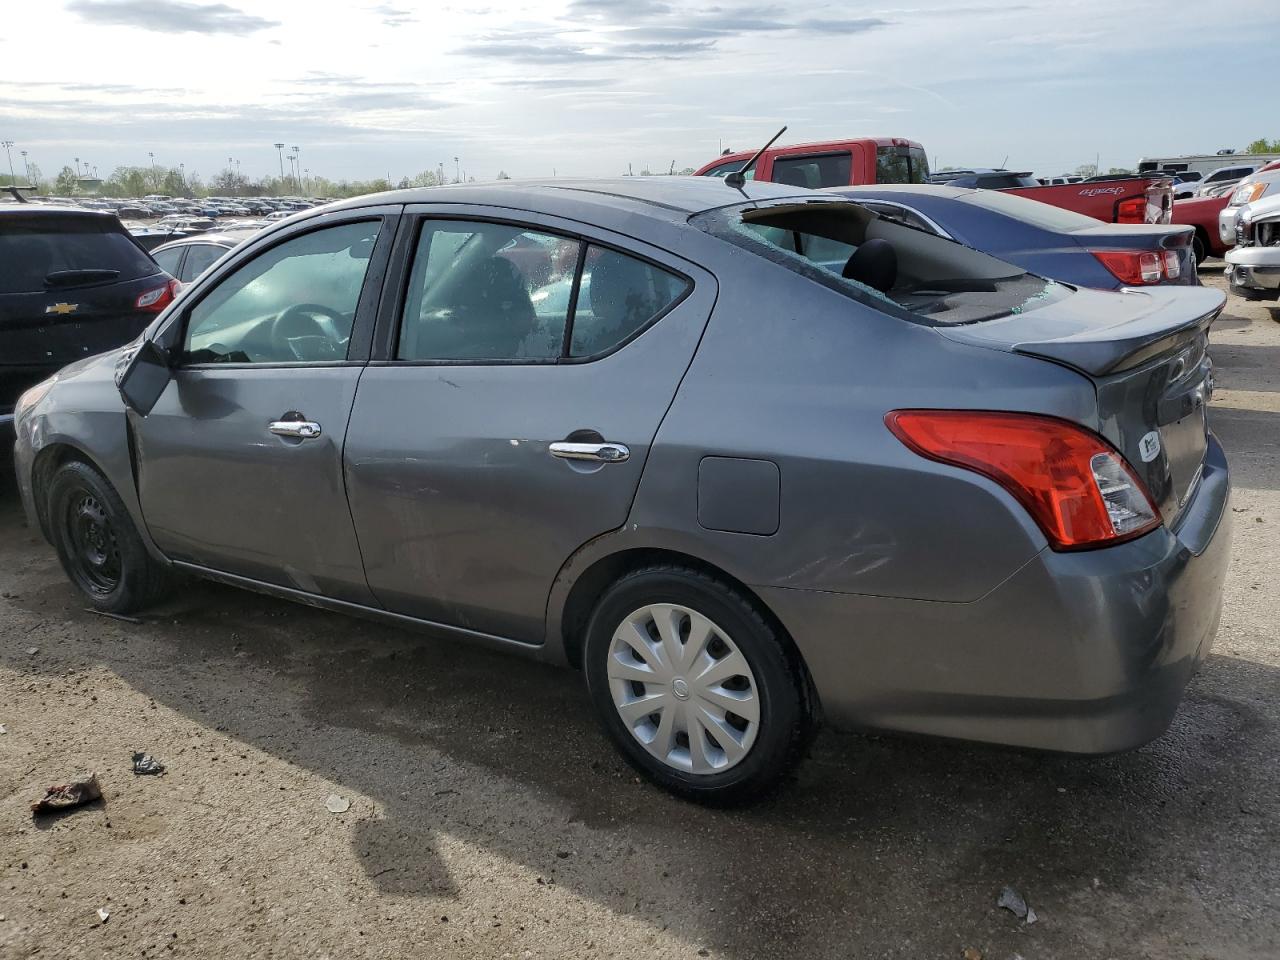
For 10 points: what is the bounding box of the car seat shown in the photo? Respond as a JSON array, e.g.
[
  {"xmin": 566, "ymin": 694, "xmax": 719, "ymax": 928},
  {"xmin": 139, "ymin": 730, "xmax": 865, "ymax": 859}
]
[{"xmin": 842, "ymin": 238, "xmax": 898, "ymax": 294}]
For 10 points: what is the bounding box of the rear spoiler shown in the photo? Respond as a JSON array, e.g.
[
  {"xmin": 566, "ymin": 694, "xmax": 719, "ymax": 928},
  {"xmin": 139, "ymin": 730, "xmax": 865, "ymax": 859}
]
[{"xmin": 1012, "ymin": 299, "xmax": 1223, "ymax": 375}]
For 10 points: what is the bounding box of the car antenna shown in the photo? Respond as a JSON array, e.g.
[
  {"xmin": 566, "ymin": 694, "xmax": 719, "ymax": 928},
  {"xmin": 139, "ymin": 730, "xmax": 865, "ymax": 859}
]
[{"xmin": 725, "ymin": 125, "xmax": 786, "ymax": 189}]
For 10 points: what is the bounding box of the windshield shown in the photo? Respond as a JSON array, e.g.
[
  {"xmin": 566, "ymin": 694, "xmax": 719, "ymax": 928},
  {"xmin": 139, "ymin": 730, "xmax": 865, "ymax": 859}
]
[
  {"xmin": 693, "ymin": 199, "xmax": 1069, "ymax": 326},
  {"xmin": 876, "ymin": 146, "xmax": 930, "ymax": 184},
  {"xmin": 957, "ymin": 189, "xmax": 1104, "ymax": 231},
  {"xmin": 0, "ymin": 216, "xmax": 158, "ymax": 294}
]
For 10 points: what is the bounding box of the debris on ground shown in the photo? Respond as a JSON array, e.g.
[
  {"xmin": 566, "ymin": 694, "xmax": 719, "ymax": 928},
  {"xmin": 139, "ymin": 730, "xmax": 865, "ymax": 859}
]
[
  {"xmin": 87, "ymin": 608, "xmax": 144, "ymax": 625},
  {"xmin": 96, "ymin": 907, "xmax": 110, "ymax": 923},
  {"xmin": 132, "ymin": 752, "xmax": 166, "ymax": 775},
  {"xmin": 25, "ymin": 647, "xmax": 38, "ymax": 655},
  {"xmin": 0, "ymin": 724, "xmax": 7, "ymax": 734},
  {"xmin": 962, "ymin": 948, "xmax": 982, "ymax": 960},
  {"xmin": 998, "ymin": 885, "xmax": 1032, "ymax": 920},
  {"xmin": 31, "ymin": 772, "xmax": 102, "ymax": 815},
  {"xmin": 325, "ymin": 794, "xmax": 350, "ymax": 813}
]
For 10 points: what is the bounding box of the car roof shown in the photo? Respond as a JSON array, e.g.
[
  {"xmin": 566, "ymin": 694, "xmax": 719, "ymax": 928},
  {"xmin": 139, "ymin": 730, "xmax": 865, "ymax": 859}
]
[
  {"xmin": 0, "ymin": 203, "xmax": 118, "ymax": 219},
  {"xmin": 322, "ymin": 177, "xmax": 812, "ymax": 223}
]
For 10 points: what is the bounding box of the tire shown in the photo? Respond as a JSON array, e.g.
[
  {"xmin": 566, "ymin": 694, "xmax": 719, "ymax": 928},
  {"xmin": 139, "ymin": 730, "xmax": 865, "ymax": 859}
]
[
  {"xmin": 583, "ymin": 565, "xmax": 816, "ymax": 805},
  {"xmin": 46, "ymin": 460, "xmax": 173, "ymax": 614},
  {"xmin": 1192, "ymin": 234, "xmax": 1207, "ymax": 267}
]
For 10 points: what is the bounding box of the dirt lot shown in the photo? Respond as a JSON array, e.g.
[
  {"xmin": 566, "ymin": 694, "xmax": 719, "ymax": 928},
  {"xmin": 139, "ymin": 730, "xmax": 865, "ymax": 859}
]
[{"xmin": 1, "ymin": 270, "xmax": 1277, "ymax": 960}]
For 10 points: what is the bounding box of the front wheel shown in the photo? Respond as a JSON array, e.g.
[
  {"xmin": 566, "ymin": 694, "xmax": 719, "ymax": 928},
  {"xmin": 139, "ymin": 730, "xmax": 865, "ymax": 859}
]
[
  {"xmin": 46, "ymin": 461, "xmax": 173, "ymax": 614},
  {"xmin": 583, "ymin": 566, "xmax": 816, "ymax": 805}
]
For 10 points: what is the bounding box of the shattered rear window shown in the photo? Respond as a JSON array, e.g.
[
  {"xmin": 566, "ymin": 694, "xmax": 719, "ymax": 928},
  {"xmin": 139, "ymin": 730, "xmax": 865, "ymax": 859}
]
[{"xmin": 693, "ymin": 199, "xmax": 1070, "ymax": 326}]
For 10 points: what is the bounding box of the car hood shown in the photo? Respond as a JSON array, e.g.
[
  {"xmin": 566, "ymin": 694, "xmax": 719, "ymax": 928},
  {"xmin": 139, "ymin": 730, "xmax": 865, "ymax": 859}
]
[{"xmin": 1242, "ymin": 193, "xmax": 1280, "ymax": 223}]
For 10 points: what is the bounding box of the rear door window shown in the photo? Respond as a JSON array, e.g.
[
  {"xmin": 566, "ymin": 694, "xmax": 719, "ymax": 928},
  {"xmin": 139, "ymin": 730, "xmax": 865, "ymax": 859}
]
[
  {"xmin": 0, "ymin": 216, "xmax": 158, "ymax": 294},
  {"xmin": 875, "ymin": 145, "xmax": 930, "ymax": 184},
  {"xmin": 180, "ymin": 243, "xmax": 228, "ymax": 282},
  {"xmin": 771, "ymin": 153, "xmax": 852, "ymax": 189},
  {"xmin": 152, "ymin": 246, "xmax": 183, "ymax": 278},
  {"xmin": 571, "ymin": 247, "xmax": 688, "ymax": 357}
]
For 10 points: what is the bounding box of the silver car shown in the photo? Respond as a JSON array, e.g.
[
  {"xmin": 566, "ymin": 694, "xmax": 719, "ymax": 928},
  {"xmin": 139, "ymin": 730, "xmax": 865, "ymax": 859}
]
[
  {"xmin": 1225, "ymin": 192, "xmax": 1280, "ymax": 306},
  {"xmin": 1218, "ymin": 170, "xmax": 1280, "ymax": 246},
  {"xmin": 12, "ymin": 179, "xmax": 1232, "ymax": 804}
]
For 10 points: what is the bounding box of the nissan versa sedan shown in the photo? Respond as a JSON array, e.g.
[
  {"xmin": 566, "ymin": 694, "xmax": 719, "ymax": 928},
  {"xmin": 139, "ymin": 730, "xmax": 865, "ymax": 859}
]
[{"xmin": 12, "ymin": 178, "xmax": 1231, "ymax": 804}]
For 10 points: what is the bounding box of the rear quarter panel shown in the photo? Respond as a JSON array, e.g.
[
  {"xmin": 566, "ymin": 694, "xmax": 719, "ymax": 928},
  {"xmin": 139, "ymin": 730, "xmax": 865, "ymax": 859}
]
[{"xmin": 615, "ymin": 261, "xmax": 1100, "ymax": 604}]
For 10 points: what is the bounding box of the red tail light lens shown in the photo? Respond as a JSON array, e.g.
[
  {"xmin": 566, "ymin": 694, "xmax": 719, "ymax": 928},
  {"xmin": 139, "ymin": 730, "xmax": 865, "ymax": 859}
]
[
  {"xmin": 1162, "ymin": 249, "xmax": 1181, "ymax": 279},
  {"xmin": 885, "ymin": 410, "xmax": 1161, "ymax": 550},
  {"xmin": 1091, "ymin": 250, "xmax": 1163, "ymax": 285},
  {"xmin": 135, "ymin": 278, "xmax": 180, "ymax": 313},
  {"xmin": 1116, "ymin": 196, "xmax": 1146, "ymax": 223}
]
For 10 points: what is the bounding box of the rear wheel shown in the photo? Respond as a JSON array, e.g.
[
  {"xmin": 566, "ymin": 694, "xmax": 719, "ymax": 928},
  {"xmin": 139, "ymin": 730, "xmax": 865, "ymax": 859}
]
[
  {"xmin": 583, "ymin": 565, "xmax": 816, "ymax": 805},
  {"xmin": 1192, "ymin": 233, "xmax": 1207, "ymax": 267},
  {"xmin": 47, "ymin": 461, "xmax": 173, "ymax": 614}
]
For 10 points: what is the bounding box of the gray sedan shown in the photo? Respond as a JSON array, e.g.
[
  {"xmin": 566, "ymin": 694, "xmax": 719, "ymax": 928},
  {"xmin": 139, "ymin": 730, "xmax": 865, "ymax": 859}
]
[{"xmin": 11, "ymin": 178, "xmax": 1231, "ymax": 804}]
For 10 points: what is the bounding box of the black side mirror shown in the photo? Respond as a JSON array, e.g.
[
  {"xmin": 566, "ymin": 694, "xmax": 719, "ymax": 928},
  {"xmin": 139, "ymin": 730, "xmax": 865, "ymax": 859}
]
[{"xmin": 116, "ymin": 338, "xmax": 173, "ymax": 416}]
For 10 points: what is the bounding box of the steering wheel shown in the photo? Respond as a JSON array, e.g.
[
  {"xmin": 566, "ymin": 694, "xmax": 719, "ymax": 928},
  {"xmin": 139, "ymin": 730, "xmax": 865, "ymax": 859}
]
[{"xmin": 270, "ymin": 303, "xmax": 346, "ymax": 361}]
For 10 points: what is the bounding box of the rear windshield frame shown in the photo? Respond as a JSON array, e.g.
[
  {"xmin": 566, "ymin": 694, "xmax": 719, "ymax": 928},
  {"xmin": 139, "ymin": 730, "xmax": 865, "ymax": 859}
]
[
  {"xmin": 0, "ymin": 212, "xmax": 159, "ymax": 294},
  {"xmin": 691, "ymin": 197, "xmax": 1068, "ymax": 328}
]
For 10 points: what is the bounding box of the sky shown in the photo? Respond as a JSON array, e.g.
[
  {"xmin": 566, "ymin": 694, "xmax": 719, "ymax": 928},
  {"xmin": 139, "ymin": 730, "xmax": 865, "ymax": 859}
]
[{"xmin": 1, "ymin": 0, "xmax": 1277, "ymax": 186}]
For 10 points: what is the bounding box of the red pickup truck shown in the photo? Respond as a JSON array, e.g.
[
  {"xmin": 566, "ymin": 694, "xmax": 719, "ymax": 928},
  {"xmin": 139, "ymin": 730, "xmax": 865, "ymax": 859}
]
[{"xmin": 697, "ymin": 138, "xmax": 1173, "ymax": 225}]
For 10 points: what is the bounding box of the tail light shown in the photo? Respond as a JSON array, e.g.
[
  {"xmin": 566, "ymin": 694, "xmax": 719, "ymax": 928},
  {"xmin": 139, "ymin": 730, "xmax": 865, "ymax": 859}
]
[
  {"xmin": 135, "ymin": 278, "xmax": 180, "ymax": 313},
  {"xmin": 1090, "ymin": 250, "xmax": 1165, "ymax": 285},
  {"xmin": 1117, "ymin": 197, "xmax": 1146, "ymax": 224},
  {"xmin": 1161, "ymin": 249, "xmax": 1180, "ymax": 279},
  {"xmin": 885, "ymin": 410, "xmax": 1161, "ymax": 550}
]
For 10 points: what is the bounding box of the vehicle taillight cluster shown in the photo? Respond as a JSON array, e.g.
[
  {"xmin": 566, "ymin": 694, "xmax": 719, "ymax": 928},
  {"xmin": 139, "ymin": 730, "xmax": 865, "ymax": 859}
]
[
  {"xmin": 885, "ymin": 410, "xmax": 1161, "ymax": 551},
  {"xmin": 1090, "ymin": 249, "xmax": 1181, "ymax": 285},
  {"xmin": 135, "ymin": 278, "xmax": 181, "ymax": 313}
]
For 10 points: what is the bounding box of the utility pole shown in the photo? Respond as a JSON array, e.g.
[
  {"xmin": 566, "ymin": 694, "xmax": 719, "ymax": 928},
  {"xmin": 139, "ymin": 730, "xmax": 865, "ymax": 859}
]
[
  {"xmin": 179, "ymin": 162, "xmax": 185, "ymax": 194},
  {"xmin": 148, "ymin": 150, "xmax": 156, "ymax": 188},
  {"xmin": 274, "ymin": 143, "xmax": 286, "ymax": 190},
  {"xmin": 1, "ymin": 141, "xmax": 14, "ymax": 185}
]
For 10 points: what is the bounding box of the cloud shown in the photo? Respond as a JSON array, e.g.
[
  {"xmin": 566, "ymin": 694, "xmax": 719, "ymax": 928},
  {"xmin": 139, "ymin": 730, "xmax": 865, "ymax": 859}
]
[
  {"xmin": 796, "ymin": 17, "xmax": 890, "ymax": 34},
  {"xmin": 66, "ymin": 0, "xmax": 278, "ymax": 35},
  {"xmin": 368, "ymin": 3, "xmax": 416, "ymax": 27}
]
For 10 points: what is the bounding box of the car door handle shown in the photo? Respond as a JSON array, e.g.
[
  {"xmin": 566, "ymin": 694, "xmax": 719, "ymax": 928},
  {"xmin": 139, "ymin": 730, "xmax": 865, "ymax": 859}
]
[
  {"xmin": 549, "ymin": 441, "xmax": 630, "ymax": 463},
  {"xmin": 269, "ymin": 419, "xmax": 322, "ymax": 439}
]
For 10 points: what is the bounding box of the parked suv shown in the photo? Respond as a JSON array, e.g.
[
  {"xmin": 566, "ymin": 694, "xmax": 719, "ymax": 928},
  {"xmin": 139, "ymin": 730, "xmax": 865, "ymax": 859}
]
[{"xmin": 1, "ymin": 205, "xmax": 178, "ymax": 430}]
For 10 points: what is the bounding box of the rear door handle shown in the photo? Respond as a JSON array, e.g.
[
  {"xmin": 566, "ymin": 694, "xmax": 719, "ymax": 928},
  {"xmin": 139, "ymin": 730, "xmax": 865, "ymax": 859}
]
[
  {"xmin": 269, "ymin": 419, "xmax": 322, "ymax": 439},
  {"xmin": 549, "ymin": 441, "xmax": 629, "ymax": 464}
]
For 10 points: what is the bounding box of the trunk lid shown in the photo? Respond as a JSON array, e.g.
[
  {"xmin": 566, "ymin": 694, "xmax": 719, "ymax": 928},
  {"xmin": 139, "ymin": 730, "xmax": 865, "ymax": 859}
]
[{"xmin": 940, "ymin": 284, "xmax": 1225, "ymax": 523}]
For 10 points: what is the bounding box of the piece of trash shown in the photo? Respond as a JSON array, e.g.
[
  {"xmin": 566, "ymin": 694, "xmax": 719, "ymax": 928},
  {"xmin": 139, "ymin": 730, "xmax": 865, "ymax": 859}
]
[
  {"xmin": 132, "ymin": 752, "xmax": 165, "ymax": 776},
  {"xmin": 0, "ymin": 724, "xmax": 7, "ymax": 735},
  {"xmin": 325, "ymin": 794, "xmax": 350, "ymax": 813},
  {"xmin": 1026, "ymin": 906, "xmax": 1038, "ymax": 925},
  {"xmin": 962, "ymin": 948, "xmax": 983, "ymax": 960},
  {"xmin": 86, "ymin": 608, "xmax": 143, "ymax": 625},
  {"xmin": 25, "ymin": 647, "xmax": 38, "ymax": 656},
  {"xmin": 998, "ymin": 885, "xmax": 1030, "ymax": 920},
  {"xmin": 97, "ymin": 907, "xmax": 110, "ymax": 923},
  {"xmin": 31, "ymin": 772, "xmax": 102, "ymax": 815}
]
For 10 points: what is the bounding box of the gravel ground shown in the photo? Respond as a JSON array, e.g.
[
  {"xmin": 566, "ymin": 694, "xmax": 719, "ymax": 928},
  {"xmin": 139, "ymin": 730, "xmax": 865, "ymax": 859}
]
[{"xmin": 1, "ymin": 270, "xmax": 1277, "ymax": 960}]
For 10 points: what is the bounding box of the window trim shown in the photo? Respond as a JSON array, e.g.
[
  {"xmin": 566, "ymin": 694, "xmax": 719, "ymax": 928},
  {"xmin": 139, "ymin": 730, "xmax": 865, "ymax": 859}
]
[
  {"xmin": 377, "ymin": 213, "xmax": 695, "ymax": 368},
  {"xmin": 164, "ymin": 213, "xmax": 394, "ymax": 371}
]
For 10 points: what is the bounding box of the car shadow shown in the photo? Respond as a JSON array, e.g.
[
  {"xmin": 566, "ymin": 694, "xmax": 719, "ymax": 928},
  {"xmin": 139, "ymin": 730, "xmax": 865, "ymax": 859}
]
[{"xmin": 1, "ymin": 472, "xmax": 1277, "ymax": 956}]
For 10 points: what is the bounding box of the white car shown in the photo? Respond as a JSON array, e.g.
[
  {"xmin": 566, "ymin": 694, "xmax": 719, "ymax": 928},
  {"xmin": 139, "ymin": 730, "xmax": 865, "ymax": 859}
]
[
  {"xmin": 264, "ymin": 210, "xmax": 293, "ymax": 222},
  {"xmin": 1195, "ymin": 163, "xmax": 1259, "ymax": 198},
  {"xmin": 1218, "ymin": 170, "xmax": 1280, "ymax": 246},
  {"xmin": 1225, "ymin": 193, "xmax": 1280, "ymax": 308}
]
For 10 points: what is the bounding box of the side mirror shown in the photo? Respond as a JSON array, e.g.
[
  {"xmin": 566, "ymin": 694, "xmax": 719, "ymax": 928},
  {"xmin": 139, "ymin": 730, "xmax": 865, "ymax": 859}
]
[{"xmin": 116, "ymin": 338, "xmax": 173, "ymax": 416}]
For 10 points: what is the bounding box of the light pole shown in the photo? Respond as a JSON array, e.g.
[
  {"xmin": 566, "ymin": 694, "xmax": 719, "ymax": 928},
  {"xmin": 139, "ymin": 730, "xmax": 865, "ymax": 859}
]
[
  {"xmin": 292, "ymin": 145, "xmax": 301, "ymax": 191},
  {"xmin": 303, "ymin": 167, "xmax": 309, "ymax": 193},
  {"xmin": 454, "ymin": 156, "xmax": 460, "ymax": 183},
  {"xmin": 274, "ymin": 142, "xmax": 285, "ymax": 191},
  {"xmin": 288, "ymin": 153, "xmax": 298, "ymax": 193},
  {"xmin": 20, "ymin": 149, "xmax": 30, "ymax": 186},
  {"xmin": 179, "ymin": 162, "xmax": 185, "ymax": 194},
  {"xmin": 73, "ymin": 156, "xmax": 80, "ymax": 177},
  {"xmin": 1, "ymin": 141, "xmax": 14, "ymax": 186},
  {"xmin": 148, "ymin": 150, "xmax": 156, "ymax": 189}
]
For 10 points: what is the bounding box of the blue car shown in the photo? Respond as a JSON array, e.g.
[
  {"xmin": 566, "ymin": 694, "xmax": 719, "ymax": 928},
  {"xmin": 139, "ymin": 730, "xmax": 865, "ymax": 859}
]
[{"xmin": 827, "ymin": 184, "xmax": 1198, "ymax": 290}]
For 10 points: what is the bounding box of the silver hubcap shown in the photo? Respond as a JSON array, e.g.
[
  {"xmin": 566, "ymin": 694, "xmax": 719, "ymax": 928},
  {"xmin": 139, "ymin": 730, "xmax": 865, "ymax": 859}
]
[{"xmin": 607, "ymin": 603, "xmax": 760, "ymax": 775}]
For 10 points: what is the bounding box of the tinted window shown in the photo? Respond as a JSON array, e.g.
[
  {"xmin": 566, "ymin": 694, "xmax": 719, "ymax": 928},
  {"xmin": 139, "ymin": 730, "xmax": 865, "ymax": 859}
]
[
  {"xmin": 184, "ymin": 220, "xmax": 379, "ymax": 364},
  {"xmin": 571, "ymin": 247, "xmax": 688, "ymax": 357},
  {"xmin": 0, "ymin": 217, "xmax": 158, "ymax": 294},
  {"xmin": 875, "ymin": 146, "xmax": 930, "ymax": 184},
  {"xmin": 772, "ymin": 153, "xmax": 851, "ymax": 189},
  {"xmin": 858, "ymin": 202, "xmax": 940, "ymax": 234},
  {"xmin": 180, "ymin": 243, "xmax": 228, "ymax": 282},
  {"xmin": 700, "ymin": 159, "xmax": 755, "ymax": 180},
  {"xmin": 152, "ymin": 246, "xmax": 183, "ymax": 277},
  {"xmin": 399, "ymin": 221, "xmax": 580, "ymax": 361}
]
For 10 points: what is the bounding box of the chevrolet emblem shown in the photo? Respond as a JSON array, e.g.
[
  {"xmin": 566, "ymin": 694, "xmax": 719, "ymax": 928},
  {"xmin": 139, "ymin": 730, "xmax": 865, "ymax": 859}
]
[{"xmin": 45, "ymin": 302, "xmax": 79, "ymax": 315}]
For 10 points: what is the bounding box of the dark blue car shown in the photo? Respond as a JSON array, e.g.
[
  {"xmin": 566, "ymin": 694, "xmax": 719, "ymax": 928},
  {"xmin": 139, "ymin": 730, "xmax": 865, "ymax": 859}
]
[{"xmin": 828, "ymin": 184, "xmax": 1198, "ymax": 290}]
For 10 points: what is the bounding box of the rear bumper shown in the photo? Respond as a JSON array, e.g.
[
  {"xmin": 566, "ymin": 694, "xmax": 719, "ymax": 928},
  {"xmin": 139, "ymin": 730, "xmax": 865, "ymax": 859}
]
[{"xmin": 762, "ymin": 434, "xmax": 1232, "ymax": 754}]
